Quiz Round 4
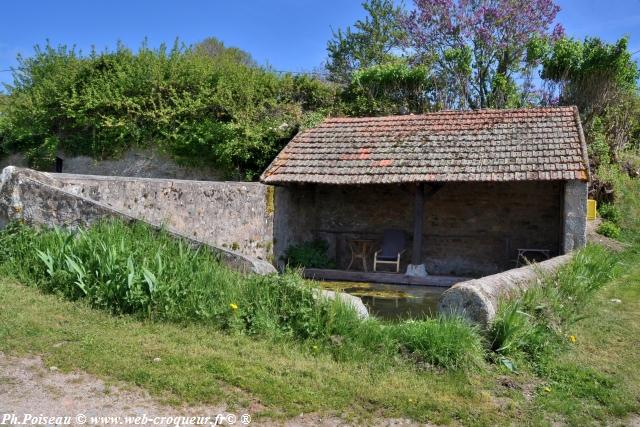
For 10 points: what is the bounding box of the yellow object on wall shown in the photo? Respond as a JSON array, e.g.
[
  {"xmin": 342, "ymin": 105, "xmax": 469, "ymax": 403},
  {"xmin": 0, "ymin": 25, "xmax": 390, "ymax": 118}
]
[{"xmin": 587, "ymin": 199, "xmax": 597, "ymax": 220}]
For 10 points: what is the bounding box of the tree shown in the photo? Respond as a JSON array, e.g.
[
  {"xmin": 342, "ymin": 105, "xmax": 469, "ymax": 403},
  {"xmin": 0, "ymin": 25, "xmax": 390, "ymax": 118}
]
[
  {"xmin": 542, "ymin": 36, "xmax": 640, "ymax": 165},
  {"xmin": 193, "ymin": 37, "xmax": 256, "ymax": 67},
  {"xmin": 404, "ymin": 0, "xmax": 563, "ymax": 109},
  {"xmin": 542, "ymin": 37, "xmax": 639, "ymax": 120},
  {"xmin": 343, "ymin": 61, "xmax": 434, "ymax": 116},
  {"xmin": 326, "ymin": 0, "xmax": 407, "ymax": 84}
]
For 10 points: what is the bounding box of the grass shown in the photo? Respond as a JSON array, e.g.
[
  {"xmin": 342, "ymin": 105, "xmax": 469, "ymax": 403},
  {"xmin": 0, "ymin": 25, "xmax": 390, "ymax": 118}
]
[
  {"xmin": 488, "ymin": 244, "xmax": 623, "ymax": 371},
  {"xmin": 0, "ymin": 278, "xmax": 502, "ymax": 424},
  {"xmin": 523, "ymin": 253, "xmax": 640, "ymax": 425},
  {"xmin": 1, "ymin": 253, "xmax": 639, "ymax": 424}
]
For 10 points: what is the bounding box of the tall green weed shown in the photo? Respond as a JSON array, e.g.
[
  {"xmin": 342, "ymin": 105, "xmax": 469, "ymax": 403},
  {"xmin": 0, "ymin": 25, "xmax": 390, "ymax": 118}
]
[{"xmin": 0, "ymin": 219, "xmax": 484, "ymax": 371}]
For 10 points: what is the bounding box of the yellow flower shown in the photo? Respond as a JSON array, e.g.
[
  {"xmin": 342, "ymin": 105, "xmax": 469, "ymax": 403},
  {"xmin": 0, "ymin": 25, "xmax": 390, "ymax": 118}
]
[
  {"xmin": 568, "ymin": 335, "xmax": 576, "ymax": 343},
  {"xmin": 312, "ymin": 345, "xmax": 318, "ymax": 351},
  {"xmin": 543, "ymin": 387, "xmax": 551, "ymax": 393},
  {"xmin": 229, "ymin": 303, "xmax": 238, "ymax": 310}
]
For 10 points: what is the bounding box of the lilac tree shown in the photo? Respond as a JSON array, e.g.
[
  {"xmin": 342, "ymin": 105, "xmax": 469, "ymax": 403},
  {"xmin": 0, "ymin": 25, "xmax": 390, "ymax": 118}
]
[{"xmin": 404, "ymin": 0, "xmax": 563, "ymax": 109}]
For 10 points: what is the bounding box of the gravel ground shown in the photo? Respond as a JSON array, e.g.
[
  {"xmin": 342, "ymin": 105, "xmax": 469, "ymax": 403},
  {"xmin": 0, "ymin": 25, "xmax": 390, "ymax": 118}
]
[
  {"xmin": 0, "ymin": 352, "xmax": 232, "ymax": 426},
  {"xmin": 0, "ymin": 352, "xmax": 420, "ymax": 427}
]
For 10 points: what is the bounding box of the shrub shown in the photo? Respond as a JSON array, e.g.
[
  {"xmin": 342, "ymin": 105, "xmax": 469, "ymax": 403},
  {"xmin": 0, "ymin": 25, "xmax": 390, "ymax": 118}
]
[
  {"xmin": 284, "ymin": 239, "xmax": 335, "ymax": 269},
  {"xmin": 598, "ymin": 203, "xmax": 621, "ymax": 224},
  {"xmin": 597, "ymin": 160, "xmax": 640, "ymax": 241},
  {"xmin": 586, "ymin": 118, "xmax": 612, "ymax": 167},
  {"xmin": 0, "ymin": 41, "xmax": 338, "ymax": 180},
  {"xmin": 25, "ymin": 136, "xmax": 58, "ymax": 171},
  {"xmin": 597, "ymin": 221, "xmax": 621, "ymax": 239}
]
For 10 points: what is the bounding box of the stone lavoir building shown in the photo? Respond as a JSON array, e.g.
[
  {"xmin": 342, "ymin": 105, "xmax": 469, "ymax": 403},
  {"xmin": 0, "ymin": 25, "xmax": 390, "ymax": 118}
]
[{"xmin": 262, "ymin": 106, "xmax": 589, "ymax": 279}]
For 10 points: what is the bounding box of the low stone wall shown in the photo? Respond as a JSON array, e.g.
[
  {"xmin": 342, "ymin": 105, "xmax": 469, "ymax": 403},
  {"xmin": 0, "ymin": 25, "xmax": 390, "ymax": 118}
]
[
  {"xmin": 0, "ymin": 167, "xmax": 276, "ymax": 275},
  {"xmin": 0, "ymin": 149, "xmax": 223, "ymax": 181},
  {"xmin": 48, "ymin": 173, "xmax": 274, "ymax": 261},
  {"xmin": 438, "ymin": 254, "xmax": 573, "ymax": 326}
]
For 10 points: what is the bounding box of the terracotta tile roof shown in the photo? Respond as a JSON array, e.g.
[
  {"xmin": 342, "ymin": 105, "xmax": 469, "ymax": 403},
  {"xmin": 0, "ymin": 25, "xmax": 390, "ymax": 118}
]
[{"xmin": 260, "ymin": 106, "xmax": 589, "ymax": 185}]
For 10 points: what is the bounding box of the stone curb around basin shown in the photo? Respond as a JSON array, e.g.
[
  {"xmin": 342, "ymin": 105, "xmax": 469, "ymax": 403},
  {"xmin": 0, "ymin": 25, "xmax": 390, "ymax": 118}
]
[
  {"xmin": 316, "ymin": 289, "xmax": 369, "ymax": 319},
  {"xmin": 438, "ymin": 253, "xmax": 574, "ymax": 327}
]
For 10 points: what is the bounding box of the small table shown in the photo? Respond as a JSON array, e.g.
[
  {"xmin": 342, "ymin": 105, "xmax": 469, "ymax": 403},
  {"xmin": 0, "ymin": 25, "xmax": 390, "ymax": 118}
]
[
  {"xmin": 347, "ymin": 239, "xmax": 375, "ymax": 272},
  {"xmin": 516, "ymin": 248, "xmax": 551, "ymax": 267}
]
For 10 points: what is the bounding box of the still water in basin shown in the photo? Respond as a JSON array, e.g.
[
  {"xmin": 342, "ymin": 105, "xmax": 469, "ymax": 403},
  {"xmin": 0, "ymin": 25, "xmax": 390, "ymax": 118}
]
[{"xmin": 319, "ymin": 281, "xmax": 447, "ymax": 321}]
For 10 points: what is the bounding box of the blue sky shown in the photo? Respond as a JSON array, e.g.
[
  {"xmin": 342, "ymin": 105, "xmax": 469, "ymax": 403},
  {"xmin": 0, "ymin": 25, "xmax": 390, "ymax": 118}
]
[{"xmin": 1, "ymin": 0, "xmax": 639, "ymax": 91}]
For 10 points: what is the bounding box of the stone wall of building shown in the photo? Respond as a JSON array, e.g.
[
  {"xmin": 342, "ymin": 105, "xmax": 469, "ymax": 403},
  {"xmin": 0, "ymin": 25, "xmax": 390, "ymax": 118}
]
[
  {"xmin": 563, "ymin": 180, "xmax": 588, "ymax": 252},
  {"xmin": 50, "ymin": 173, "xmax": 274, "ymax": 261},
  {"xmin": 276, "ymin": 181, "xmax": 565, "ymax": 277},
  {"xmin": 273, "ymin": 185, "xmax": 317, "ymax": 268}
]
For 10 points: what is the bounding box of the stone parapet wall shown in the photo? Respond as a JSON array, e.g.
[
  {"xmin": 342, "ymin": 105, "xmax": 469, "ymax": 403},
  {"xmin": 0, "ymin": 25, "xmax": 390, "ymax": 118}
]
[
  {"xmin": 0, "ymin": 167, "xmax": 276, "ymax": 275},
  {"xmin": 50, "ymin": 173, "xmax": 274, "ymax": 262}
]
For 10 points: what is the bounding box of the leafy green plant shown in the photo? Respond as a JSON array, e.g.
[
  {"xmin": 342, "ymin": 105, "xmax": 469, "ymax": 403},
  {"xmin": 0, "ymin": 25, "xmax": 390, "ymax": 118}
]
[
  {"xmin": 489, "ymin": 301, "xmax": 533, "ymax": 356},
  {"xmin": 597, "ymin": 221, "xmax": 621, "ymax": 239},
  {"xmin": 598, "ymin": 203, "xmax": 621, "ymax": 224},
  {"xmin": 284, "ymin": 239, "xmax": 335, "ymax": 269}
]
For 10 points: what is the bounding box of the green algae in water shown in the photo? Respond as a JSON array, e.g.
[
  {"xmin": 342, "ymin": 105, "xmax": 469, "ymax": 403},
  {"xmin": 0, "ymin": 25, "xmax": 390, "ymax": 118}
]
[
  {"xmin": 319, "ymin": 281, "xmax": 446, "ymax": 321},
  {"xmin": 318, "ymin": 281, "xmax": 416, "ymax": 299}
]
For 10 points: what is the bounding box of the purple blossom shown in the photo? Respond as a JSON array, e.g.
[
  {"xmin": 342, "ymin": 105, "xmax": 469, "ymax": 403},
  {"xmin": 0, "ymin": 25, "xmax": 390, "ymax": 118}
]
[
  {"xmin": 551, "ymin": 23, "xmax": 566, "ymax": 41},
  {"xmin": 404, "ymin": 0, "xmax": 562, "ymax": 108}
]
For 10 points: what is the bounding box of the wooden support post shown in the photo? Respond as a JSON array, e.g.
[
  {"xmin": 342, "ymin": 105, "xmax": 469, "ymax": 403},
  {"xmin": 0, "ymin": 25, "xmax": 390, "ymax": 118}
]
[{"xmin": 411, "ymin": 183, "xmax": 425, "ymax": 265}]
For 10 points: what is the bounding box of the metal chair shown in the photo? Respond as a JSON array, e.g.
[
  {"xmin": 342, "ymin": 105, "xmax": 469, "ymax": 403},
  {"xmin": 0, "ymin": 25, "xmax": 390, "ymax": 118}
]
[{"xmin": 373, "ymin": 229, "xmax": 406, "ymax": 273}]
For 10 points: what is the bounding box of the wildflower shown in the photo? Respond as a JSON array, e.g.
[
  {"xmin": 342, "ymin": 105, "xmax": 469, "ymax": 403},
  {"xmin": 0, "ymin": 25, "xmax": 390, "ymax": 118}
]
[
  {"xmin": 312, "ymin": 345, "xmax": 318, "ymax": 351},
  {"xmin": 229, "ymin": 303, "xmax": 238, "ymax": 310},
  {"xmin": 543, "ymin": 387, "xmax": 551, "ymax": 393},
  {"xmin": 568, "ymin": 335, "xmax": 576, "ymax": 343}
]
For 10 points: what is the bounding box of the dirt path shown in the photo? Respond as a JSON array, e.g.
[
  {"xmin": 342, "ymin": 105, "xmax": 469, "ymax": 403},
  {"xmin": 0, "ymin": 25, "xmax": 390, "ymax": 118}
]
[
  {"xmin": 0, "ymin": 352, "xmax": 419, "ymax": 427},
  {"xmin": 0, "ymin": 352, "xmax": 234, "ymax": 426}
]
